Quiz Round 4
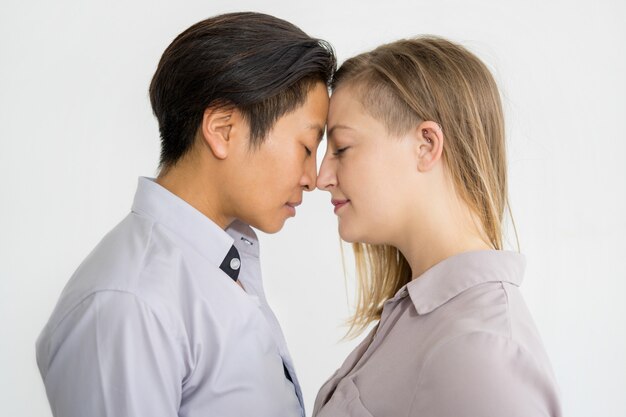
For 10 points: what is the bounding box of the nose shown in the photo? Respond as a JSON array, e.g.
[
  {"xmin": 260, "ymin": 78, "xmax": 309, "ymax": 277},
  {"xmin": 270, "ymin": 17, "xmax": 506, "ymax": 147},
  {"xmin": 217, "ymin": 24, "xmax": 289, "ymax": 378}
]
[
  {"xmin": 300, "ymin": 154, "xmax": 318, "ymax": 192},
  {"xmin": 316, "ymin": 152, "xmax": 336, "ymax": 191}
]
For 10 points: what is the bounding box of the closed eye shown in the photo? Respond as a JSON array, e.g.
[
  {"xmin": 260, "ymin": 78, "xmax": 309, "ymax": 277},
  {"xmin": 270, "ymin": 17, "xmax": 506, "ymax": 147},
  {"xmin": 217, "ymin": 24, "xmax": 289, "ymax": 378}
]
[
  {"xmin": 305, "ymin": 146, "xmax": 312, "ymax": 156},
  {"xmin": 332, "ymin": 147, "xmax": 348, "ymax": 157}
]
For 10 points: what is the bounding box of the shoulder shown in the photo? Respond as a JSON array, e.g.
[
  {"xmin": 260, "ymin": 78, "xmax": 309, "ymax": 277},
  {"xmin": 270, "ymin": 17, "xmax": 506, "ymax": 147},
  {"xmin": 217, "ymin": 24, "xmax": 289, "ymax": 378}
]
[
  {"xmin": 40, "ymin": 214, "xmax": 187, "ymax": 344},
  {"xmin": 70, "ymin": 212, "xmax": 185, "ymax": 291},
  {"xmin": 36, "ymin": 289, "xmax": 184, "ymax": 378},
  {"xmin": 410, "ymin": 331, "xmax": 561, "ymax": 416}
]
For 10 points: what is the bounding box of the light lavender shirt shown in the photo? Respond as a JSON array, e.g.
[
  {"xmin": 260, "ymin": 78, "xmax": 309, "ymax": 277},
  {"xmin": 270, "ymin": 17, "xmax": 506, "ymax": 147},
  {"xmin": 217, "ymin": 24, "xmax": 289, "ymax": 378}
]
[
  {"xmin": 313, "ymin": 250, "xmax": 561, "ymax": 417},
  {"xmin": 36, "ymin": 177, "xmax": 303, "ymax": 417}
]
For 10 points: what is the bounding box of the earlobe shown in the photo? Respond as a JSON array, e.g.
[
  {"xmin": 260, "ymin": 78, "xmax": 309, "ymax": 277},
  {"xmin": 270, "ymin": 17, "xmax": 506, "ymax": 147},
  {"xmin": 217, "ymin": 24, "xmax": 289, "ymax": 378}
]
[
  {"xmin": 416, "ymin": 121, "xmax": 444, "ymax": 172},
  {"xmin": 200, "ymin": 107, "xmax": 235, "ymax": 160}
]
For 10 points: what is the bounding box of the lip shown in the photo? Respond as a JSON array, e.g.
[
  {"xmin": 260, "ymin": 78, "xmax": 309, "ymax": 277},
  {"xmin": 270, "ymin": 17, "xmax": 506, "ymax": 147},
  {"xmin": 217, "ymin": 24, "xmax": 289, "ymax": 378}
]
[
  {"xmin": 331, "ymin": 199, "xmax": 350, "ymax": 214},
  {"xmin": 285, "ymin": 201, "xmax": 301, "ymax": 217}
]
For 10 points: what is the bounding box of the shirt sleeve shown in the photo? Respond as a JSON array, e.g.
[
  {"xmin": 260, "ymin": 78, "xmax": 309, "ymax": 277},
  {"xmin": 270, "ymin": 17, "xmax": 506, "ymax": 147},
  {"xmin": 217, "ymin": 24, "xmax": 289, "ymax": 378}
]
[
  {"xmin": 39, "ymin": 291, "xmax": 183, "ymax": 417},
  {"xmin": 408, "ymin": 331, "xmax": 562, "ymax": 417}
]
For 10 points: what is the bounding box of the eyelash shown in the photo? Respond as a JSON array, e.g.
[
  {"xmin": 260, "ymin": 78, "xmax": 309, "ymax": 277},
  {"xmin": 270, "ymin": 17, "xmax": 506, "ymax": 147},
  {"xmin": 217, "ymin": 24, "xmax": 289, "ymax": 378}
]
[
  {"xmin": 332, "ymin": 147, "xmax": 348, "ymax": 157},
  {"xmin": 305, "ymin": 146, "xmax": 312, "ymax": 156}
]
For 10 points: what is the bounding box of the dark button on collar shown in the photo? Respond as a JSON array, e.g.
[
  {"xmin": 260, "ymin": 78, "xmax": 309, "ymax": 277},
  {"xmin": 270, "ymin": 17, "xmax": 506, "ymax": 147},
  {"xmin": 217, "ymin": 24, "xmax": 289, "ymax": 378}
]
[{"xmin": 219, "ymin": 245, "xmax": 241, "ymax": 281}]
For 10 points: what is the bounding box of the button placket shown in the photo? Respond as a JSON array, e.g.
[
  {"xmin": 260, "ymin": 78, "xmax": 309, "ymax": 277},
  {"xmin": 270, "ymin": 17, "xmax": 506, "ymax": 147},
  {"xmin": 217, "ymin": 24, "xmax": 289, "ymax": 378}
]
[{"xmin": 348, "ymin": 298, "xmax": 404, "ymax": 375}]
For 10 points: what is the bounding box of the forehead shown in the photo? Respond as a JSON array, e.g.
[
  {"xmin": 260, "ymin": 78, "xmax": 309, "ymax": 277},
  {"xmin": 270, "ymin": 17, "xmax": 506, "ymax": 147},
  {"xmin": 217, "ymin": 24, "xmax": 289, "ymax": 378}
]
[
  {"xmin": 270, "ymin": 82, "xmax": 329, "ymax": 138},
  {"xmin": 327, "ymin": 86, "xmax": 376, "ymax": 136},
  {"xmin": 301, "ymin": 83, "xmax": 329, "ymax": 135},
  {"xmin": 328, "ymin": 87, "xmax": 355, "ymax": 118}
]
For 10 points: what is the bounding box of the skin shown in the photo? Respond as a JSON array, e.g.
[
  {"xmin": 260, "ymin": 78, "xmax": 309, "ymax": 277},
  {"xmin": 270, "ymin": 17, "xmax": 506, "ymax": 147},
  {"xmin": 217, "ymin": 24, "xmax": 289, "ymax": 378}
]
[
  {"xmin": 157, "ymin": 81, "xmax": 330, "ymax": 234},
  {"xmin": 317, "ymin": 84, "xmax": 492, "ymax": 279}
]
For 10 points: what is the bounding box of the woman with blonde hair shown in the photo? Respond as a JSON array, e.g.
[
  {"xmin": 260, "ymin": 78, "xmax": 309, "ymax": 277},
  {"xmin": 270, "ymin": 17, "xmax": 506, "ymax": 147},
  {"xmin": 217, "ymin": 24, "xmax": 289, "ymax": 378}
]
[{"xmin": 314, "ymin": 37, "xmax": 561, "ymax": 416}]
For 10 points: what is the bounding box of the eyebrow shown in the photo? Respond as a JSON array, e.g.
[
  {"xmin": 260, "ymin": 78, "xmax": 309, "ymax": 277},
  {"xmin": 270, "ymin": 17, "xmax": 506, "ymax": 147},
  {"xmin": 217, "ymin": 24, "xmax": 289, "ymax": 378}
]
[
  {"xmin": 327, "ymin": 124, "xmax": 354, "ymax": 139},
  {"xmin": 307, "ymin": 123, "xmax": 326, "ymax": 142}
]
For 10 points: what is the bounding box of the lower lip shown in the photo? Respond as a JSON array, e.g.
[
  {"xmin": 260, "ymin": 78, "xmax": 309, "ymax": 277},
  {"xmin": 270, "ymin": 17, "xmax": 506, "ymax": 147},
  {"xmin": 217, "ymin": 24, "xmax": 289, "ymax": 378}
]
[
  {"xmin": 285, "ymin": 205, "xmax": 296, "ymax": 217},
  {"xmin": 333, "ymin": 201, "xmax": 349, "ymax": 214}
]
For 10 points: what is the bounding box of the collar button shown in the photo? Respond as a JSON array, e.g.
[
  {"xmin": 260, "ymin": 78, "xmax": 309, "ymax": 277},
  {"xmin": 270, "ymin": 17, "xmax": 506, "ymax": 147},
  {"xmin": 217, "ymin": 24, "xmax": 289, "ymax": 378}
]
[{"xmin": 230, "ymin": 258, "xmax": 241, "ymax": 270}]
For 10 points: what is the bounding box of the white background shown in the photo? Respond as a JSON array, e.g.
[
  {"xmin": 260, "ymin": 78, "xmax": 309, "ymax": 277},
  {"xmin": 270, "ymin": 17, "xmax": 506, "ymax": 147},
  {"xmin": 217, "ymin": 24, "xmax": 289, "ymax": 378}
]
[{"xmin": 1, "ymin": 0, "xmax": 625, "ymax": 416}]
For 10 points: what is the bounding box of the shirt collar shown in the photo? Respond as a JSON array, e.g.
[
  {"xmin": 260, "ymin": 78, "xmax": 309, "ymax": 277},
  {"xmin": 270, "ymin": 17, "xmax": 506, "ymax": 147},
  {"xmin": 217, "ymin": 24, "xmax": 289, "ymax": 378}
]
[
  {"xmin": 131, "ymin": 177, "xmax": 235, "ymax": 268},
  {"xmin": 227, "ymin": 219, "xmax": 261, "ymax": 258},
  {"xmin": 401, "ymin": 250, "xmax": 526, "ymax": 315}
]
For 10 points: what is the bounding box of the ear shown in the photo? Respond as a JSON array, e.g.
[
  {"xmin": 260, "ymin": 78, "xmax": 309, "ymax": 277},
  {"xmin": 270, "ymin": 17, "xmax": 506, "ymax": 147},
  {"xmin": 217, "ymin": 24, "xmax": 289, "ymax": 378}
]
[
  {"xmin": 199, "ymin": 106, "xmax": 237, "ymax": 160},
  {"xmin": 415, "ymin": 120, "xmax": 444, "ymax": 172}
]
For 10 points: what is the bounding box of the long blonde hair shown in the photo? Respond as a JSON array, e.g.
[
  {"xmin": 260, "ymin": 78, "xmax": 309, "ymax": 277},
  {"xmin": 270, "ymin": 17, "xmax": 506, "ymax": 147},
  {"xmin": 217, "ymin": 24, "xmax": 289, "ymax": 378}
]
[{"xmin": 335, "ymin": 36, "xmax": 516, "ymax": 337}]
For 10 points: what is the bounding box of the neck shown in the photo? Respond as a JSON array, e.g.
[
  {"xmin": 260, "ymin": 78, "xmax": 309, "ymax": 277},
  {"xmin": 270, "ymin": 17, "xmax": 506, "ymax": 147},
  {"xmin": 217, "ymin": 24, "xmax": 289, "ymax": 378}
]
[
  {"xmin": 396, "ymin": 186, "xmax": 494, "ymax": 279},
  {"xmin": 156, "ymin": 158, "xmax": 233, "ymax": 230},
  {"xmin": 399, "ymin": 228, "xmax": 493, "ymax": 280}
]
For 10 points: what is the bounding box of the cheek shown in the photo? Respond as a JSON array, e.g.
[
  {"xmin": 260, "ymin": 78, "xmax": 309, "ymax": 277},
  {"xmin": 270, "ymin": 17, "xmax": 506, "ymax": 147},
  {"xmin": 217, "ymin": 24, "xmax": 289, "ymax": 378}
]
[
  {"xmin": 344, "ymin": 155, "xmax": 391, "ymax": 209},
  {"xmin": 248, "ymin": 148, "xmax": 302, "ymax": 193},
  {"xmin": 266, "ymin": 147, "xmax": 304, "ymax": 185},
  {"xmin": 339, "ymin": 154, "xmax": 408, "ymax": 242}
]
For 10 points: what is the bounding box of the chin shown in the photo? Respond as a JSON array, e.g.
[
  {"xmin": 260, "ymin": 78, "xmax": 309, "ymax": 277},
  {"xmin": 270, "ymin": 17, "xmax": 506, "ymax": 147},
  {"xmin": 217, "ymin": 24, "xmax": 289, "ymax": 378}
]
[
  {"xmin": 249, "ymin": 217, "xmax": 287, "ymax": 234},
  {"xmin": 338, "ymin": 221, "xmax": 359, "ymax": 243},
  {"xmin": 339, "ymin": 221, "xmax": 384, "ymax": 245}
]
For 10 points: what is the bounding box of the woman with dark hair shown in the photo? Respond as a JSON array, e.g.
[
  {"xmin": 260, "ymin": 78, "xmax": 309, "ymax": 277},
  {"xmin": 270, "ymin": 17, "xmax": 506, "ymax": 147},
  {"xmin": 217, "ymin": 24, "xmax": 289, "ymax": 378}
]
[{"xmin": 36, "ymin": 12, "xmax": 335, "ymax": 417}]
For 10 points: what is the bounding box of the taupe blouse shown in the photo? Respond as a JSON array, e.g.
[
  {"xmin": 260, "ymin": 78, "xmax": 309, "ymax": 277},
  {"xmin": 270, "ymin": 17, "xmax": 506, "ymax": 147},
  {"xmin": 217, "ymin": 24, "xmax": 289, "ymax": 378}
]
[{"xmin": 313, "ymin": 250, "xmax": 561, "ymax": 417}]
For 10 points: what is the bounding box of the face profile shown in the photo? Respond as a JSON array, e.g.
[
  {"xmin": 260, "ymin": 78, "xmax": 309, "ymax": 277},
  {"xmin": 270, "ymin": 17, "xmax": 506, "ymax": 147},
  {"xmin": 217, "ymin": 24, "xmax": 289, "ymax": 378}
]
[
  {"xmin": 225, "ymin": 82, "xmax": 330, "ymax": 233},
  {"xmin": 318, "ymin": 84, "xmax": 419, "ymax": 244},
  {"xmin": 148, "ymin": 12, "xmax": 336, "ymax": 234},
  {"xmin": 317, "ymin": 84, "xmax": 443, "ymax": 247}
]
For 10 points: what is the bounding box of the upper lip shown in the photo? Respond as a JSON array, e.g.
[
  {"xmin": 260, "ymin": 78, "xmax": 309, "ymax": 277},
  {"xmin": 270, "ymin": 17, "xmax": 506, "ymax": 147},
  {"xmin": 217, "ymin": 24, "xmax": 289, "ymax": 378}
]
[
  {"xmin": 286, "ymin": 201, "xmax": 302, "ymax": 207},
  {"xmin": 331, "ymin": 199, "xmax": 349, "ymax": 206}
]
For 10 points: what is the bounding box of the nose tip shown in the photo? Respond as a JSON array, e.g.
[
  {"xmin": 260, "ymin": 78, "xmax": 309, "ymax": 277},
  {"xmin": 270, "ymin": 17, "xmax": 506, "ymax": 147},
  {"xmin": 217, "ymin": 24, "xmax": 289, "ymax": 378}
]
[
  {"xmin": 316, "ymin": 164, "xmax": 331, "ymax": 191},
  {"xmin": 302, "ymin": 170, "xmax": 317, "ymax": 192},
  {"xmin": 302, "ymin": 158, "xmax": 318, "ymax": 192},
  {"xmin": 315, "ymin": 177, "xmax": 324, "ymax": 191},
  {"xmin": 316, "ymin": 175, "xmax": 331, "ymax": 192},
  {"xmin": 316, "ymin": 152, "xmax": 334, "ymax": 191}
]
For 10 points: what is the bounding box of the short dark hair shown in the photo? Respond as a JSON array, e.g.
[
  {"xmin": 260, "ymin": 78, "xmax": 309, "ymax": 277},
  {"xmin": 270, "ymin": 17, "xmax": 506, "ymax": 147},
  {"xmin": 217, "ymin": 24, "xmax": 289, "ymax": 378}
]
[{"xmin": 149, "ymin": 12, "xmax": 336, "ymax": 169}]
